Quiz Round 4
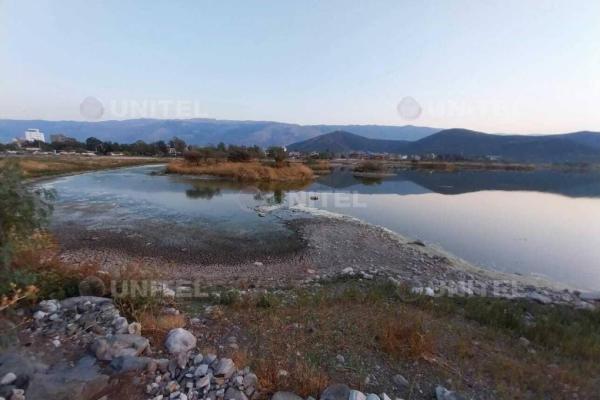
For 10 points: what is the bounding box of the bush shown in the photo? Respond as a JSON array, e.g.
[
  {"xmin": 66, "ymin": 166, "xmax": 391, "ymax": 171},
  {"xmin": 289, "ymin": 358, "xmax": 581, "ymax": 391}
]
[
  {"xmin": 0, "ymin": 160, "xmax": 54, "ymax": 267},
  {"xmin": 228, "ymin": 148, "xmax": 252, "ymax": 162}
]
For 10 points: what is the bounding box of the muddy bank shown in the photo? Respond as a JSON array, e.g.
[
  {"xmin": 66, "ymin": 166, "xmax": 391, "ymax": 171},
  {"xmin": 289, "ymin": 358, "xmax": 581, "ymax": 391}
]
[{"xmin": 53, "ymin": 206, "xmax": 595, "ymax": 308}]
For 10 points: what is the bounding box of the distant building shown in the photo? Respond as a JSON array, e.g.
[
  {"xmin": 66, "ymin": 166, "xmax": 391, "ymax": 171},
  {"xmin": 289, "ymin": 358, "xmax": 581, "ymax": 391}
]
[{"xmin": 24, "ymin": 128, "xmax": 45, "ymax": 142}]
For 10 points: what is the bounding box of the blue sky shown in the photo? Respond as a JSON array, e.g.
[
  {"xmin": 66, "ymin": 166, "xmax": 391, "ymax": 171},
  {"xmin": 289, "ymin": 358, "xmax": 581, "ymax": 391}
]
[{"xmin": 1, "ymin": 0, "xmax": 599, "ymax": 133}]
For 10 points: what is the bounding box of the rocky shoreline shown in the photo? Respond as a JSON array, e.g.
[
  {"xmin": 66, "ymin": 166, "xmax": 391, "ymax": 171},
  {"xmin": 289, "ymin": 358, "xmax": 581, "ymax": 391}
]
[{"xmin": 54, "ymin": 205, "xmax": 597, "ymax": 310}]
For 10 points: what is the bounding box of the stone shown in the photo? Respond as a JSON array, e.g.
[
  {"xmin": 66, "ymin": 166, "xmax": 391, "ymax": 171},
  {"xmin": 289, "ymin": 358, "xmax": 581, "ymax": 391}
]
[
  {"xmin": 224, "ymin": 387, "xmax": 248, "ymax": 400},
  {"xmin": 0, "ymin": 373, "xmax": 16, "ymax": 385},
  {"xmin": 320, "ymin": 384, "xmax": 350, "ymax": 400},
  {"xmin": 194, "ymin": 364, "xmax": 209, "ymax": 377},
  {"xmin": 435, "ymin": 386, "xmax": 466, "ymax": 400},
  {"xmin": 214, "ymin": 358, "xmax": 235, "ymax": 379},
  {"xmin": 254, "ymin": 262, "xmax": 264, "ymax": 266},
  {"xmin": 165, "ymin": 328, "xmax": 197, "ymax": 355},
  {"xmin": 128, "ymin": 322, "xmax": 142, "ymax": 335},
  {"xmin": 335, "ymin": 354, "xmax": 345, "ymax": 363},
  {"xmin": 242, "ymin": 373, "xmax": 258, "ymax": 388},
  {"xmin": 90, "ymin": 334, "xmax": 150, "ymax": 361},
  {"xmin": 203, "ymin": 354, "xmax": 217, "ymax": 365},
  {"xmin": 349, "ymin": 390, "xmax": 366, "ymax": 400},
  {"xmin": 33, "ymin": 311, "xmax": 47, "ymax": 320},
  {"xmin": 196, "ymin": 374, "xmax": 211, "ymax": 388},
  {"xmin": 341, "ymin": 267, "xmax": 354, "ymax": 275},
  {"xmin": 271, "ymin": 392, "xmax": 303, "ymax": 400},
  {"xmin": 392, "ymin": 374, "xmax": 409, "ymax": 388},
  {"xmin": 366, "ymin": 395, "xmax": 380, "ymax": 400},
  {"xmin": 110, "ymin": 356, "xmax": 153, "ymax": 373},
  {"xmin": 38, "ymin": 299, "xmax": 60, "ymax": 313},
  {"xmin": 380, "ymin": 394, "xmax": 391, "ymax": 400},
  {"xmin": 113, "ymin": 317, "xmax": 129, "ymax": 333},
  {"xmin": 25, "ymin": 356, "xmax": 109, "ymax": 400},
  {"xmin": 59, "ymin": 296, "xmax": 112, "ymax": 310}
]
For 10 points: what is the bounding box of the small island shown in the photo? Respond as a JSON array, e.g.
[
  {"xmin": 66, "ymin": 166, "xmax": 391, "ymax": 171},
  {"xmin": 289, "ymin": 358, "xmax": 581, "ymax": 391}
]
[{"xmin": 166, "ymin": 145, "xmax": 315, "ymax": 182}]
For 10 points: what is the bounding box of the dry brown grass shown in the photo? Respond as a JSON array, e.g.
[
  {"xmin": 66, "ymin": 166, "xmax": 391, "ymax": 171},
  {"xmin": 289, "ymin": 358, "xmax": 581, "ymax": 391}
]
[
  {"xmin": 137, "ymin": 312, "xmax": 186, "ymax": 344},
  {"xmin": 166, "ymin": 160, "xmax": 314, "ymax": 182},
  {"xmin": 181, "ymin": 283, "xmax": 600, "ymax": 399},
  {"xmin": 0, "ymin": 156, "xmax": 163, "ymax": 178},
  {"xmin": 378, "ymin": 318, "xmax": 436, "ymax": 360}
]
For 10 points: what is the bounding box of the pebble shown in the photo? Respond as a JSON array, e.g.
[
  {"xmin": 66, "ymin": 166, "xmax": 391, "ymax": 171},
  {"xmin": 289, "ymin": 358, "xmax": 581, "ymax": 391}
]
[
  {"xmin": 392, "ymin": 374, "xmax": 409, "ymax": 388},
  {"xmin": 0, "ymin": 372, "xmax": 16, "ymax": 385}
]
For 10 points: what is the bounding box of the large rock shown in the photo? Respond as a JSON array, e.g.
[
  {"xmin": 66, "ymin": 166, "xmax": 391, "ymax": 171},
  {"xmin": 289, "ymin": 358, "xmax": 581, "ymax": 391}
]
[
  {"xmin": 25, "ymin": 356, "xmax": 109, "ymax": 400},
  {"xmin": 109, "ymin": 356, "xmax": 153, "ymax": 373},
  {"xmin": 272, "ymin": 391, "xmax": 303, "ymax": 400},
  {"xmin": 90, "ymin": 334, "xmax": 149, "ymax": 361},
  {"xmin": 165, "ymin": 328, "xmax": 197, "ymax": 355},
  {"xmin": 320, "ymin": 384, "xmax": 350, "ymax": 400}
]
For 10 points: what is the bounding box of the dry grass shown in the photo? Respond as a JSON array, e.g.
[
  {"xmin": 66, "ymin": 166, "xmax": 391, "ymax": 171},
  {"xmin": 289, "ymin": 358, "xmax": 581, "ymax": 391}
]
[
  {"xmin": 181, "ymin": 282, "xmax": 600, "ymax": 399},
  {"xmin": 137, "ymin": 312, "xmax": 186, "ymax": 344},
  {"xmin": 378, "ymin": 318, "xmax": 436, "ymax": 361},
  {"xmin": 0, "ymin": 156, "xmax": 163, "ymax": 178},
  {"xmin": 305, "ymin": 160, "xmax": 332, "ymax": 174},
  {"xmin": 166, "ymin": 160, "xmax": 314, "ymax": 182}
]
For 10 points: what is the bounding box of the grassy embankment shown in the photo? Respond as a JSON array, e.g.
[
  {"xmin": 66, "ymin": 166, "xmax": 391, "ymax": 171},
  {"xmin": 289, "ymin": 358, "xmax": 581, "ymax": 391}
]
[
  {"xmin": 166, "ymin": 159, "xmax": 314, "ymax": 182},
  {"xmin": 0, "ymin": 155, "xmax": 164, "ymax": 178},
  {"xmin": 170, "ymin": 279, "xmax": 600, "ymax": 399}
]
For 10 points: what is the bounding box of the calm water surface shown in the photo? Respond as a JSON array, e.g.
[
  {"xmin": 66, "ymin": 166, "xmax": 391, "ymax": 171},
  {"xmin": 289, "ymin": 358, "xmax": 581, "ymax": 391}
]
[{"xmin": 41, "ymin": 165, "xmax": 600, "ymax": 290}]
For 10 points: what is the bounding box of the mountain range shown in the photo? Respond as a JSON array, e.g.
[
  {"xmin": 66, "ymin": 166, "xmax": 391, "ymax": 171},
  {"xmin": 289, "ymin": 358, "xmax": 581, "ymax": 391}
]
[
  {"xmin": 287, "ymin": 129, "xmax": 600, "ymax": 163},
  {"xmin": 0, "ymin": 119, "xmax": 437, "ymax": 147}
]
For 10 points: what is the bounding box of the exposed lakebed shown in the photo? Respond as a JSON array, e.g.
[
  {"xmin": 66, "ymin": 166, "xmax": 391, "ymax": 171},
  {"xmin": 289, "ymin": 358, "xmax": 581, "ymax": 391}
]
[{"xmin": 39, "ymin": 164, "xmax": 600, "ymax": 290}]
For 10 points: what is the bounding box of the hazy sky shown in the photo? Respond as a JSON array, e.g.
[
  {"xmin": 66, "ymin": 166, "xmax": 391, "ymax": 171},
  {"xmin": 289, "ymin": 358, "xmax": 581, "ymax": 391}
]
[{"xmin": 1, "ymin": 0, "xmax": 599, "ymax": 133}]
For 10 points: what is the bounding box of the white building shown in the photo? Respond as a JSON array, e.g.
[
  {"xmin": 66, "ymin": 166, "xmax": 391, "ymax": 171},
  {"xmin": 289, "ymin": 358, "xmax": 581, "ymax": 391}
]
[{"xmin": 24, "ymin": 128, "xmax": 45, "ymax": 142}]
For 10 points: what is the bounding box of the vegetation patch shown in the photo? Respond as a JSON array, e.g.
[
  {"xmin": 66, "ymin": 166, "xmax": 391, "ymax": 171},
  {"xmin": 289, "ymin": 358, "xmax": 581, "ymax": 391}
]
[{"xmin": 167, "ymin": 160, "xmax": 314, "ymax": 182}]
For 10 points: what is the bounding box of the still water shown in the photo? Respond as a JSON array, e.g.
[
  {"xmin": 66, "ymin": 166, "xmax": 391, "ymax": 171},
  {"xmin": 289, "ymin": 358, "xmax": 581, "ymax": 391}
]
[{"xmin": 41, "ymin": 165, "xmax": 600, "ymax": 290}]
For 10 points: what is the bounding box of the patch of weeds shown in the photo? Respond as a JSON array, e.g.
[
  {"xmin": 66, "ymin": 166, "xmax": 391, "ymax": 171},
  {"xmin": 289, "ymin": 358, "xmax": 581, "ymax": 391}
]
[{"xmin": 256, "ymin": 292, "xmax": 280, "ymax": 308}]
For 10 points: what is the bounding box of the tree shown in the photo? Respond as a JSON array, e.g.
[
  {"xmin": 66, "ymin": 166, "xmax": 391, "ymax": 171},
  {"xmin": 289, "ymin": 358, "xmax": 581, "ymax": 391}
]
[
  {"xmin": 86, "ymin": 137, "xmax": 103, "ymax": 152},
  {"xmin": 227, "ymin": 147, "xmax": 252, "ymax": 162},
  {"xmin": 169, "ymin": 137, "xmax": 187, "ymax": 153},
  {"xmin": 267, "ymin": 146, "xmax": 287, "ymax": 167}
]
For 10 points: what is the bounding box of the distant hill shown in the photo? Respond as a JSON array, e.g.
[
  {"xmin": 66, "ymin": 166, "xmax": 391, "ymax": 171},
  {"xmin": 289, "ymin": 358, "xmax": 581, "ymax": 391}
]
[
  {"xmin": 288, "ymin": 128, "xmax": 600, "ymax": 163},
  {"xmin": 0, "ymin": 119, "xmax": 439, "ymax": 147},
  {"xmin": 286, "ymin": 130, "xmax": 409, "ymax": 153}
]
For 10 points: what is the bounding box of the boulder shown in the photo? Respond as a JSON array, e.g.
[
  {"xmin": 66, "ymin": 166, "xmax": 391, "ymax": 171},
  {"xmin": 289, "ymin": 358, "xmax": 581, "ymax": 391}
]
[
  {"xmin": 165, "ymin": 328, "xmax": 196, "ymax": 355},
  {"xmin": 25, "ymin": 356, "xmax": 109, "ymax": 400},
  {"xmin": 320, "ymin": 384, "xmax": 350, "ymax": 400},
  {"xmin": 90, "ymin": 334, "xmax": 149, "ymax": 361},
  {"xmin": 272, "ymin": 392, "xmax": 303, "ymax": 400}
]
